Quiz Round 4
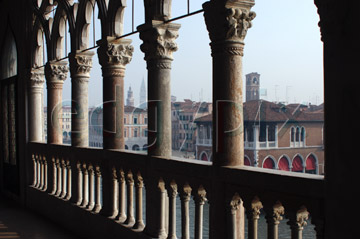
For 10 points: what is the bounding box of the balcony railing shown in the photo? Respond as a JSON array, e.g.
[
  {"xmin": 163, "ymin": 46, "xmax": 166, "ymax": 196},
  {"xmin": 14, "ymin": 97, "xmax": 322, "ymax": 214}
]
[{"xmin": 29, "ymin": 142, "xmax": 324, "ymax": 239}]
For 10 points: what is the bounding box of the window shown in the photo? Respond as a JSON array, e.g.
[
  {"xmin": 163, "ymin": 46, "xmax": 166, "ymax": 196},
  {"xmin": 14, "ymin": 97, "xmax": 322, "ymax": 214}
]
[{"xmin": 133, "ymin": 117, "xmax": 138, "ymax": 124}]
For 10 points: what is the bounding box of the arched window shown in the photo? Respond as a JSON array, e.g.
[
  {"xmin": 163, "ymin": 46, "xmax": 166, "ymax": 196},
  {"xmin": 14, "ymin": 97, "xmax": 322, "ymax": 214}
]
[
  {"xmin": 301, "ymin": 127, "xmax": 305, "ymax": 142},
  {"xmin": 292, "ymin": 155, "xmax": 304, "ymax": 172},
  {"xmin": 244, "ymin": 157, "xmax": 251, "ymax": 166},
  {"xmin": 278, "ymin": 156, "xmax": 290, "ymax": 171},
  {"xmin": 263, "ymin": 157, "xmax": 275, "ymax": 169},
  {"xmin": 200, "ymin": 152, "xmax": 208, "ymax": 161},
  {"xmin": 295, "ymin": 127, "xmax": 300, "ymax": 142},
  {"xmin": 291, "ymin": 127, "xmax": 295, "ymax": 142},
  {"xmin": 132, "ymin": 144, "xmax": 140, "ymax": 151},
  {"xmin": 306, "ymin": 154, "xmax": 317, "ymax": 174}
]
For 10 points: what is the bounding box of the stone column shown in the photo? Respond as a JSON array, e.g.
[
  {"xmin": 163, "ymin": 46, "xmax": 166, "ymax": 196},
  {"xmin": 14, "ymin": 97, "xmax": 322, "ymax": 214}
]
[
  {"xmin": 45, "ymin": 61, "xmax": 68, "ymax": 144},
  {"xmin": 69, "ymin": 51, "xmax": 94, "ymax": 147},
  {"xmin": 97, "ymin": 37, "xmax": 133, "ymax": 150},
  {"xmin": 265, "ymin": 202, "xmax": 285, "ymax": 239},
  {"xmin": 28, "ymin": 68, "xmax": 45, "ymax": 142},
  {"xmin": 204, "ymin": 2, "xmax": 255, "ymax": 238},
  {"xmin": 203, "ymin": 0, "xmax": 255, "ymax": 166},
  {"xmin": 138, "ymin": 21, "xmax": 180, "ymax": 157}
]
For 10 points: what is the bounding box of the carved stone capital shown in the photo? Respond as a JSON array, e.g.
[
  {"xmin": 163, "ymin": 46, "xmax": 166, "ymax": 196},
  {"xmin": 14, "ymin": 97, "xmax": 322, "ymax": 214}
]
[
  {"xmin": 138, "ymin": 21, "xmax": 180, "ymax": 62},
  {"xmin": 203, "ymin": 1, "xmax": 255, "ymax": 45},
  {"xmin": 195, "ymin": 189, "xmax": 207, "ymax": 205},
  {"xmin": 180, "ymin": 184, "xmax": 192, "ymax": 202},
  {"xmin": 69, "ymin": 51, "xmax": 94, "ymax": 79},
  {"xmin": 45, "ymin": 61, "xmax": 68, "ymax": 87},
  {"xmin": 287, "ymin": 206, "xmax": 309, "ymax": 230},
  {"xmin": 97, "ymin": 38, "xmax": 134, "ymax": 71},
  {"xmin": 29, "ymin": 69, "xmax": 45, "ymax": 89},
  {"xmin": 230, "ymin": 193, "xmax": 242, "ymax": 214}
]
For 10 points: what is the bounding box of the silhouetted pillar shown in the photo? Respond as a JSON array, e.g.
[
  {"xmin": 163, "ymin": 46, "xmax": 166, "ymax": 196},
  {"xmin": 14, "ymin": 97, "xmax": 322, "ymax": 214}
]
[
  {"xmin": 138, "ymin": 21, "xmax": 180, "ymax": 158},
  {"xmin": 97, "ymin": 37, "xmax": 133, "ymax": 149},
  {"xmin": 28, "ymin": 68, "xmax": 45, "ymax": 142},
  {"xmin": 45, "ymin": 61, "xmax": 68, "ymax": 144},
  {"xmin": 69, "ymin": 51, "xmax": 94, "ymax": 147}
]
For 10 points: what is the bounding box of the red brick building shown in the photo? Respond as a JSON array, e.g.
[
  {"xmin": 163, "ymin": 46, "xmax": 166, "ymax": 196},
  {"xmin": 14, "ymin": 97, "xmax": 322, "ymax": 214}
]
[{"xmin": 195, "ymin": 100, "xmax": 324, "ymax": 174}]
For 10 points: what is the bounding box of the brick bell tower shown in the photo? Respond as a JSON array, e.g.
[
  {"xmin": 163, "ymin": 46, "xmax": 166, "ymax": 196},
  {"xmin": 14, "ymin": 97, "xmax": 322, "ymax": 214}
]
[{"xmin": 246, "ymin": 72, "xmax": 260, "ymax": 102}]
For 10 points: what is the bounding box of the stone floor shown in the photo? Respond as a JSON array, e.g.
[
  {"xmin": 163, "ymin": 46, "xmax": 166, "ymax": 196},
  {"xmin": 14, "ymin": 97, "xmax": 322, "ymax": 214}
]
[{"xmin": 0, "ymin": 196, "xmax": 81, "ymax": 239}]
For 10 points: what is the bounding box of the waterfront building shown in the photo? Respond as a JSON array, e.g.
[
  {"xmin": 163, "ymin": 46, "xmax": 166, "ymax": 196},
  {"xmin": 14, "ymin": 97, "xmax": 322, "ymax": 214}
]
[{"xmin": 195, "ymin": 100, "xmax": 324, "ymax": 174}]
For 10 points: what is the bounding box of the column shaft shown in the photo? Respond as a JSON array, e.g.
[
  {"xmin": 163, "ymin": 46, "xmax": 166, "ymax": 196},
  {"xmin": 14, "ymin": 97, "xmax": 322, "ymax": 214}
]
[
  {"xmin": 69, "ymin": 51, "xmax": 94, "ymax": 147},
  {"xmin": 45, "ymin": 61, "xmax": 68, "ymax": 144},
  {"xmin": 138, "ymin": 21, "xmax": 180, "ymax": 158},
  {"xmin": 29, "ymin": 69, "xmax": 45, "ymax": 142},
  {"xmin": 97, "ymin": 37, "xmax": 133, "ymax": 150}
]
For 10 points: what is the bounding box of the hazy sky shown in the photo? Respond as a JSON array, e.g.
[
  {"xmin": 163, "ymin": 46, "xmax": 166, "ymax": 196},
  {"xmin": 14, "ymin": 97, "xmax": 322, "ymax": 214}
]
[{"xmin": 56, "ymin": 0, "xmax": 323, "ymax": 108}]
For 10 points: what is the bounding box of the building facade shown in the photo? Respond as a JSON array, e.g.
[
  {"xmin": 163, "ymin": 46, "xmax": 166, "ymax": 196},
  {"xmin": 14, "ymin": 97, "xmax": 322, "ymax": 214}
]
[
  {"xmin": 195, "ymin": 100, "xmax": 324, "ymax": 174},
  {"xmin": 245, "ymin": 72, "xmax": 260, "ymax": 102},
  {"xmin": 171, "ymin": 99, "xmax": 212, "ymax": 155}
]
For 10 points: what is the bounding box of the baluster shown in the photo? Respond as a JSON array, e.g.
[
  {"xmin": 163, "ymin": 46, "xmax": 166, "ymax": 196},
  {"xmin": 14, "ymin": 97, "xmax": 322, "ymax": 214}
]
[
  {"xmin": 50, "ymin": 157, "xmax": 57, "ymax": 195},
  {"xmin": 81, "ymin": 163, "xmax": 89, "ymax": 208},
  {"xmin": 116, "ymin": 169, "xmax": 126, "ymax": 221},
  {"xmin": 229, "ymin": 193, "xmax": 243, "ymax": 239},
  {"xmin": 180, "ymin": 184, "xmax": 192, "ymax": 239},
  {"xmin": 55, "ymin": 158, "xmax": 62, "ymax": 197},
  {"xmin": 93, "ymin": 166, "xmax": 102, "ymax": 213},
  {"xmin": 75, "ymin": 162, "xmax": 83, "ymax": 205},
  {"xmin": 133, "ymin": 172, "xmax": 145, "ymax": 230},
  {"xmin": 265, "ymin": 201, "xmax": 284, "ymax": 239},
  {"xmin": 39, "ymin": 155, "xmax": 44, "ymax": 189},
  {"xmin": 109, "ymin": 167, "xmax": 119, "ymax": 218},
  {"xmin": 35, "ymin": 155, "xmax": 40, "ymax": 188},
  {"xmin": 43, "ymin": 156, "xmax": 48, "ymax": 191},
  {"xmin": 31, "ymin": 154, "xmax": 37, "ymax": 187},
  {"xmin": 125, "ymin": 171, "xmax": 135, "ymax": 227},
  {"xmin": 87, "ymin": 165, "xmax": 95, "ymax": 210},
  {"xmin": 245, "ymin": 197, "xmax": 263, "ymax": 239},
  {"xmin": 65, "ymin": 160, "xmax": 72, "ymax": 200},
  {"xmin": 60, "ymin": 159, "xmax": 67, "ymax": 198},
  {"xmin": 167, "ymin": 182, "xmax": 178, "ymax": 239},
  {"xmin": 287, "ymin": 206, "xmax": 309, "ymax": 239},
  {"xmin": 194, "ymin": 187, "xmax": 207, "ymax": 239}
]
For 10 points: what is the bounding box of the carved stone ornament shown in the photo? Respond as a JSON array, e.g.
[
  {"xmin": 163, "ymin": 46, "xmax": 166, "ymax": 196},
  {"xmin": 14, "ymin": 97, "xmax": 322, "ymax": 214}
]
[
  {"xmin": 45, "ymin": 61, "xmax": 69, "ymax": 82},
  {"xmin": 29, "ymin": 69, "xmax": 45, "ymax": 88},
  {"xmin": 69, "ymin": 51, "xmax": 94, "ymax": 78},
  {"xmin": 296, "ymin": 206, "xmax": 309, "ymax": 229},
  {"xmin": 139, "ymin": 21, "xmax": 180, "ymax": 61},
  {"xmin": 203, "ymin": 1, "xmax": 256, "ymax": 44},
  {"xmin": 250, "ymin": 197, "xmax": 263, "ymax": 220}
]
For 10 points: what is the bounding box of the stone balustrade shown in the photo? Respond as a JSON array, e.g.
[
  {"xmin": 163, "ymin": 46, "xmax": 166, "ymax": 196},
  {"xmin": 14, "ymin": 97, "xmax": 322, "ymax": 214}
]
[{"xmin": 29, "ymin": 142, "xmax": 324, "ymax": 239}]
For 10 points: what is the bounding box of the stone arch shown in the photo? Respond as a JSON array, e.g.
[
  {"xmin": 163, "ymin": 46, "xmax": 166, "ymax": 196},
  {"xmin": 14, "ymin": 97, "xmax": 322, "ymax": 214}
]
[
  {"xmin": 75, "ymin": 0, "xmax": 96, "ymax": 50},
  {"xmin": 277, "ymin": 155, "xmax": 291, "ymax": 171},
  {"xmin": 292, "ymin": 154, "xmax": 304, "ymax": 172},
  {"xmin": 1, "ymin": 25, "xmax": 18, "ymax": 79},
  {"xmin": 51, "ymin": 7, "xmax": 70, "ymax": 60},
  {"xmin": 262, "ymin": 156, "xmax": 276, "ymax": 169},
  {"xmin": 199, "ymin": 151, "xmax": 209, "ymax": 161},
  {"xmin": 305, "ymin": 153, "xmax": 318, "ymax": 174},
  {"xmin": 244, "ymin": 155, "xmax": 251, "ymax": 166},
  {"xmin": 132, "ymin": 144, "xmax": 140, "ymax": 151}
]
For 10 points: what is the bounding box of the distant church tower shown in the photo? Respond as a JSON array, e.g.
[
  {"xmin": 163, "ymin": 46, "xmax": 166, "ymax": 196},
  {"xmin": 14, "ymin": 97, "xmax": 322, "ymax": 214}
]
[
  {"xmin": 126, "ymin": 86, "xmax": 134, "ymax": 106},
  {"xmin": 139, "ymin": 78, "xmax": 147, "ymax": 108},
  {"xmin": 246, "ymin": 72, "xmax": 260, "ymax": 102}
]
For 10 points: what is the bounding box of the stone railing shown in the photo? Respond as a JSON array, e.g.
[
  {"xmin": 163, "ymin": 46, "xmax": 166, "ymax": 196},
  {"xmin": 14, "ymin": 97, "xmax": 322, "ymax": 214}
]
[{"xmin": 29, "ymin": 142, "xmax": 324, "ymax": 239}]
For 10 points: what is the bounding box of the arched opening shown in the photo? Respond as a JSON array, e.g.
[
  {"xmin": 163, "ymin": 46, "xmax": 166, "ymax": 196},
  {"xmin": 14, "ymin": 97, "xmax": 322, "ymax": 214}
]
[
  {"xmin": 263, "ymin": 157, "xmax": 275, "ymax": 169},
  {"xmin": 0, "ymin": 25, "xmax": 19, "ymax": 194},
  {"xmin": 200, "ymin": 152, "xmax": 208, "ymax": 161},
  {"xmin": 278, "ymin": 156, "xmax": 290, "ymax": 171},
  {"xmin": 132, "ymin": 144, "xmax": 140, "ymax": 151},
  {"xmin": 292, "ymin": 155, "xmax": 304, "ymax": 172},
  {"xmin": 142, "ymin": 144, "xmax": 148, "ymax": 151},
  {"xmin": 306, "ymin": 154, "xmax": 317, "ymax": 174},
  {"xmin": 244, "ymin": 157, "xmax": 251, "ymax": 166}
]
